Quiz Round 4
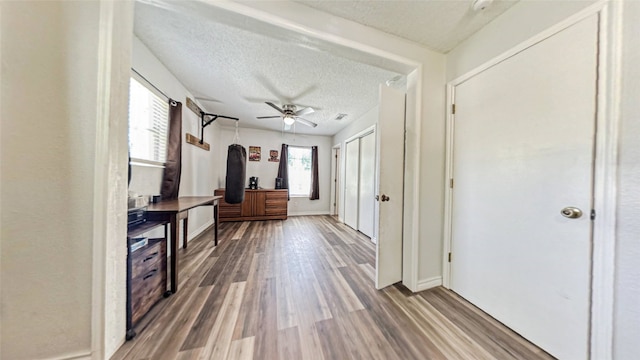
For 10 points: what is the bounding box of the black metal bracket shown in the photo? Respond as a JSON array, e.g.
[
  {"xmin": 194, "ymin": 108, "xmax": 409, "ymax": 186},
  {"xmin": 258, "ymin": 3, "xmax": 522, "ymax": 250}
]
[{"xmin": 200, "ymin": 111, "xmax": 239, "ymax": 144}]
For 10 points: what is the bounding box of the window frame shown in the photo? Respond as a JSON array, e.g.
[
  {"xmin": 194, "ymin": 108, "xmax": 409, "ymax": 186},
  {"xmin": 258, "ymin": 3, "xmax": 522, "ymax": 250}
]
[
  {"xmin": 286, "ymin": 145, "xmax": 313, "ymax": 197},
  {"xmin": 128, "ymin": 73, "xmax": 169, "ymax": 168}
]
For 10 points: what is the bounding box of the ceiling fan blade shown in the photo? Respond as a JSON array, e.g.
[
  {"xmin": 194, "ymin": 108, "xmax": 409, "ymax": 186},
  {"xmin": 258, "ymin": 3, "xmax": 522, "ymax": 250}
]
[
  {"xmin": 265, "ymin": 102, "xmax": 285, "ymax": 114},
  {"xmin": 257, "ymin": 116, "xmax": 281, "ymax": 119},
  {"xmin": 295, "ymin": 107, "xmax": 314, "ymax": 117},
  {"xmin": 295, "ymin": 117, "xmax": 318, "ymax": 128}
]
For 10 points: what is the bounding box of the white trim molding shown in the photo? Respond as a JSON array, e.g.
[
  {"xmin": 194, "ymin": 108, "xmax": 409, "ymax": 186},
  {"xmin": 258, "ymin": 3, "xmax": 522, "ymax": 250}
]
[
  {"xmin": 44, "ymin": 351, "xmax": 92, "ymax": 360},
  {"xmin": 288, "ymin": 211, "xmax": 332, "ymax": 216},
  {"xmin": 416, "ymin": 276, "xmax": 443, "ymax": 292},
  {"xmin": 590, "ymin": 1, "xmax": 622, "ymax": 358},
  {"xmin": 91, "ymin": 1, "xmax": 115, "ymax": 358},
  {"xmin": 188, "ymin": 220, "xmax": 215, "ymax": 243},
  {"xmin": 442, "ymin": 2, "xmax": 618, "ymax": 359}
]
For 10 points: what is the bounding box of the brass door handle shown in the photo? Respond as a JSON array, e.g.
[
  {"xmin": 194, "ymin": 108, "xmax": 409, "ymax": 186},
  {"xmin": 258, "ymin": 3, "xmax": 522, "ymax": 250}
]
[{"xmin": 561, "ymin": 207, "xmax": 582, "ymax": 219}]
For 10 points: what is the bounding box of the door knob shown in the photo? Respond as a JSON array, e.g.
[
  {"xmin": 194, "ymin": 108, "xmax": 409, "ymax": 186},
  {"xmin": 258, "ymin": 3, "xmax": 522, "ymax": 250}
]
[
  {"xmin": 381, "ymin": 194, "xmax": 390, "ymax": 202},
  {"xmin": 561, "ymin": 207, "xmax": 582, "ymax": 219}
]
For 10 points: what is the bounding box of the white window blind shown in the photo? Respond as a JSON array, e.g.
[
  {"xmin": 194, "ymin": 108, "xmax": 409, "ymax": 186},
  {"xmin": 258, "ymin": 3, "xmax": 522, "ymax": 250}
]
[
  {"xmin": 128, "ymin": 77, "xmax": 169, "ymax": 165},
  {"xmin": 287, "ymin": 146, "xmax": 312, "ymax": 196}
]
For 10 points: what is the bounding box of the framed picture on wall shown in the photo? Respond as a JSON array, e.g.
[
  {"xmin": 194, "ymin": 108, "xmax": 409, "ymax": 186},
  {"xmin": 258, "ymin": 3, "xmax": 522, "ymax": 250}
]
[
  {"xmin": 249, "ymin": 146, "xmax": 261, "ymax": 161},
  {"xmin": 268, "ymin": 150, "xmax": 279, "ymax": 162}
]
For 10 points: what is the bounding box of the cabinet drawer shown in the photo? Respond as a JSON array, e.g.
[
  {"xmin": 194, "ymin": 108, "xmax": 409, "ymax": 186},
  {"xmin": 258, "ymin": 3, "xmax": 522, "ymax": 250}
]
[
  {"xmin": 265, "ymin": 199, "xmax": 287, "ymax": 215},
  {"xmin": 131, "ymin": 240, "xmax": 165, "ymax": 279},
  {"xmin": 131, "ymin": 266, "xmax": 166, "ymax": 324},
  {"xmin": 216, "ymin": 190, "xmax": 243, "ymax": 218},
  {"xmin": 265, "ymin": 191, "xmax": 288, "ymax": 201},
  {"xmin": 265, "ymin": 191, "xmax": 288, "ymax": 216}
]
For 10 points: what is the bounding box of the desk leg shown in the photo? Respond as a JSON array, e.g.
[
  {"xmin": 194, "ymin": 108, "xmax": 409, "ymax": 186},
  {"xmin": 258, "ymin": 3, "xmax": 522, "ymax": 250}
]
[
  {"xmin": 183, "ymin": 217, "xmax": 188, "ymax": 249},
  {"xmin": 214, "ymin": 201, "xmax": 219, "ymax": 246},
  {"xmin": 170, "ymin": 215, "xmax": 178, "ymax": 293}
]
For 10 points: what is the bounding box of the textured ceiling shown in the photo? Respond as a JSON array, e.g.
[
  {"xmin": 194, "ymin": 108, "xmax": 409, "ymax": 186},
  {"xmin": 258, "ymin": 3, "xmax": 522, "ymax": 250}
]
[
  {"xmin": 134, "ymin": 0, "xmax": 518, "ymax": 136},
  {"xmin": 296, "ymin": 0, "xmax": 519, "ymax": 53},
  {"xmin": 134, "ymin": 1, "xmax": 401, "ymax": 136}
]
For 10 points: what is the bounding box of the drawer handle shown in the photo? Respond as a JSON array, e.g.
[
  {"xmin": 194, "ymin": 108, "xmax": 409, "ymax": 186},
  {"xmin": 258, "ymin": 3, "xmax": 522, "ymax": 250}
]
[
  {"xmin": 143, "ymin": 252, "xmax": 158, "ymax": 262},
  {"xmin": 143, "ymin": 269, "xmax": 157, "ymax": 280}
]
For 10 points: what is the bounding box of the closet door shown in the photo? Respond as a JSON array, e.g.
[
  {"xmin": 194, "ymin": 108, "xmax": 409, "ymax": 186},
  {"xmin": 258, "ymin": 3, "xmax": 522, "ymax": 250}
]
[
  {"xmin": 358, "ymin": 132, "xmax": 375, "ymax": 238},
  {"xmin": 344, "ymin": 138, "xmax": 360, "ymax": 230}
]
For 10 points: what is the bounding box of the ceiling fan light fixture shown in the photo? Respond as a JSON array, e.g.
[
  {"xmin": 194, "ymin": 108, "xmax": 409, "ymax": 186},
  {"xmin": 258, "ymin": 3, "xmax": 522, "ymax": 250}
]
[{"xmin": 283, "ymin": 115, "xmax": 295, "ymax": 126}]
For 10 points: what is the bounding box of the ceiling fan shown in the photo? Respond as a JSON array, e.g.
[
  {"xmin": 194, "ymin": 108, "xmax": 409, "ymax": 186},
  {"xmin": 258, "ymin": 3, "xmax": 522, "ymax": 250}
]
[{"xmin": 257, "ymin": 102, "xmax": 318, "ymax": 129}]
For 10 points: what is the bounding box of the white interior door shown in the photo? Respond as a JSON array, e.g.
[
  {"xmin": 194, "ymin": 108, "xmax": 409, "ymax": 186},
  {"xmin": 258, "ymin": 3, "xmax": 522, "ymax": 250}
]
[
  {"xmin": 358, "ymin": 132, "xmax": 375, "ymax": 238},
  {"xmin": 344, "ymin": 139, "xmax": 360, "ymax": 230},
  {"xmin": 375, "ymin": 85, "xmax": 405, "ymax": 289},
  {"xmin": 450, "ymin": 16, "xmax": 598, "ymax": 360}
]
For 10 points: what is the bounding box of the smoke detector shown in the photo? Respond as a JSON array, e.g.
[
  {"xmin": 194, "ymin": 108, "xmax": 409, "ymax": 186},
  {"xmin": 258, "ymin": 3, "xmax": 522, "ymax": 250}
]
[{"xmin": 472, "ymin": 0, "xmax": 493, "ymax": 11}]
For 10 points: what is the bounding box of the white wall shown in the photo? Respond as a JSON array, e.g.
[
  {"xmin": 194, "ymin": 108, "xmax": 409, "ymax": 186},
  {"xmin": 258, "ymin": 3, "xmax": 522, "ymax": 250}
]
[
  {"xmin": 446, "ymin": 1, "xmax": 595, "ymax": 82},
  {"xmin": 614, "ymin": 1, "xmax": 640, "ymax": 358},
  {"xmin": 0, "ymin": 2, "xmax": 103, "ymax": 358},
  {"xmin": 218, "ymin": 126, "xmax": 332, "ymax": 215},
  {"xmin": 131, "ymin": 36, "xmax": 222, "ymax": 240}
]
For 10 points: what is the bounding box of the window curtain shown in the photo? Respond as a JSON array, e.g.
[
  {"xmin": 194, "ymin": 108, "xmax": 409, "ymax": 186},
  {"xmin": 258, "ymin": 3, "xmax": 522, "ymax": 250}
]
[
  {"xmin": 160, "ymin": 99, "xmax": 182, "ymax": 200},
  {"xmin": 310, "ymin": 146, "xmax": 319, "ymax": 200},
  {"xmin": 277, "ymin": 143, "xmax": 289, "ymax": 200}
]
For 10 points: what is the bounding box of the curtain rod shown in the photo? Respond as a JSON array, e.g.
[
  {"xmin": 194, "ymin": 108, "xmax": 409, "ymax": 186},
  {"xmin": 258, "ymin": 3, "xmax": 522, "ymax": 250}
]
[{"xmin": 131, "ymin": 68, "xmax": 170, "ymax": 101}]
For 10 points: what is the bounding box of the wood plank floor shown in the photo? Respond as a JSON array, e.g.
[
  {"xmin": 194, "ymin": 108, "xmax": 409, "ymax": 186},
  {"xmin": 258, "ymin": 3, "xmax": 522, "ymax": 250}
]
[{"xmin": 112, "ymin": 216, "xmax": 554, "ymax": 360}]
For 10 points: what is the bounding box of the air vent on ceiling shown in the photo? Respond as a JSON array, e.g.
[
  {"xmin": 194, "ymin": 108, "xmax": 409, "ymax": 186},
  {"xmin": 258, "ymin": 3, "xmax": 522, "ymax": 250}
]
[{"xmin": 334, "ymin": 113, "xmax": 348, "ymax": 121}]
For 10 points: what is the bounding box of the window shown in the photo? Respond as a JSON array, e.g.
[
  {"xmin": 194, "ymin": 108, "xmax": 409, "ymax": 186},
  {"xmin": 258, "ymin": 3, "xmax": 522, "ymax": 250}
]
[
  {"xmin": 128, "ymin": 77, "xmax": 169, "ymax": 165},
  {"xmin": 287, "ymin": 146, "xmax": 312, "ymax": 196}
]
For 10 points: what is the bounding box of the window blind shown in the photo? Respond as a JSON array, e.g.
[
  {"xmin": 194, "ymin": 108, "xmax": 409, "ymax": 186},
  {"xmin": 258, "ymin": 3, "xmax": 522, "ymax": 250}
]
[{"xmin": 128, "ymin": 77, "xmax": 169, "ymax": 165}]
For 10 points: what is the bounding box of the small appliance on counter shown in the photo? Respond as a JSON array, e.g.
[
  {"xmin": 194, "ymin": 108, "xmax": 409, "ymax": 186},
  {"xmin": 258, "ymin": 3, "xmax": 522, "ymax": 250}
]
[
  {"xmin": 275, "ymin": 177, "xmax": 283, "ymax": 189},
  {"xmin": 248, "ymin": 176, "xmax": 259, "ymax": 189}
]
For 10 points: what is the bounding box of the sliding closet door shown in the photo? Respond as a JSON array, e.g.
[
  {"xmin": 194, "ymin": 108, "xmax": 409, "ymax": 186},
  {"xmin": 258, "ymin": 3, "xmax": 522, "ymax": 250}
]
[
  {"xmin": 344, "ymin": 138, "xmax": 360, "ymax": 230},
  {"xmin": 358, "ymin": 132, "xmax": 375, "ymax": 238}
]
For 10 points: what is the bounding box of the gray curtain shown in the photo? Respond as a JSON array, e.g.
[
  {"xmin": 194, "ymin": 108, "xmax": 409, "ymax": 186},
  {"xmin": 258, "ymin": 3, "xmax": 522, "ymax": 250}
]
[
  {"xmin": 277, "ymin": 143, "xmax": 289, "ymax": 200},
  {"xmin": 310, "ymin": 146, "xmax": 319, "ymax": 200},
  {"xmin": 160, "ymin": 100, "xmax": 182, "ymax": 200}
]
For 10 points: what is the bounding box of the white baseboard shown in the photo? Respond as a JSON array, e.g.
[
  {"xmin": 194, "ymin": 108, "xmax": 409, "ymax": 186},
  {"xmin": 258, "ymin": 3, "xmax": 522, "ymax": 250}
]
[
  {"xmin": 415, "ymin": 276, "xmax": 443, "ymax": 292},
  {"xmin": 43, "ymin": 351, "xmax": 92, "ymax": 360},
  {"xmin": 288, "ymin": 211, "xmax": 331, "ymax": 216},
  {"xmin": 188, "ymin": 220, "xmax": 214, "ymax": 242}
]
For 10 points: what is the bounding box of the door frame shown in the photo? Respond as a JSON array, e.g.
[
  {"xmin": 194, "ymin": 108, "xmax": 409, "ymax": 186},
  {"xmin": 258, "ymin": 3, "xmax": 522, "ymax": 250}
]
[
  {"xmin": 441, "ymin": 1, "xmax": 622, "ymax": 358},
  {"xmin": 331, "ymin": 144, "xmax": 341, "ymax": 218}
]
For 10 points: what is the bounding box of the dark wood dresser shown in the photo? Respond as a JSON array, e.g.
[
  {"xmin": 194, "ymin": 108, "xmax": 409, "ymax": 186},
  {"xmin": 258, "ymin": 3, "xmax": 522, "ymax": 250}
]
[
  {"xmin": 126, "ymin": 221, "xmax": 168, "ymax": 340},
  {"xmin": 214, "ymin": 188, "xmax": 288, "ymax": 222}
]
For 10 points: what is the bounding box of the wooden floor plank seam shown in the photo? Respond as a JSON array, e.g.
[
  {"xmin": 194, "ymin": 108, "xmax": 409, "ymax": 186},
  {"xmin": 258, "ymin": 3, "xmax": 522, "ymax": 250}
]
[{"xmin": 112, "ymin": 216, "xmax": 553, "ymax": 360}]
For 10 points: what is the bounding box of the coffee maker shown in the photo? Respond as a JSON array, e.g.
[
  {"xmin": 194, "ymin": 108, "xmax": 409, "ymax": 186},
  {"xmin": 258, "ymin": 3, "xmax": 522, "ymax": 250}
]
[{"xmin": 249, "ymin": 176, "xmax": 259, "ymax": 189}]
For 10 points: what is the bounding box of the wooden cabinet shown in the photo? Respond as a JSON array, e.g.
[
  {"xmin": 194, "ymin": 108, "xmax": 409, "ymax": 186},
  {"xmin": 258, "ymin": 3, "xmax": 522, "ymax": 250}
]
[
  {"xmin": 215, "ymin": 189, "xmax": 288, "ymax": 222},
  {"xmin": 126, "ymin": 221, "xmax": 168, "ymax": 340}
]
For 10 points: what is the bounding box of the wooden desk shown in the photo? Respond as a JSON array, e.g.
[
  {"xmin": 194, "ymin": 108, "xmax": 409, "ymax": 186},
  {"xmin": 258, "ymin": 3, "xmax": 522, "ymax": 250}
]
[{"xmin": 146, "ymin": 196, "xmax": 221, "ymax": 293}]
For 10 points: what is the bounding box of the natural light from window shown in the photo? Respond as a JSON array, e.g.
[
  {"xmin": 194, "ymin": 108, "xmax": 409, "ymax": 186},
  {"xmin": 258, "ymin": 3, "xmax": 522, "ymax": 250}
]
[
  {"xmin": 287, "ymin": 147, "xmax": 312, "ymax": 196},
  {"xmin": 128, "ymin": 77, "xmax": 169, "ymax": 165}
]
